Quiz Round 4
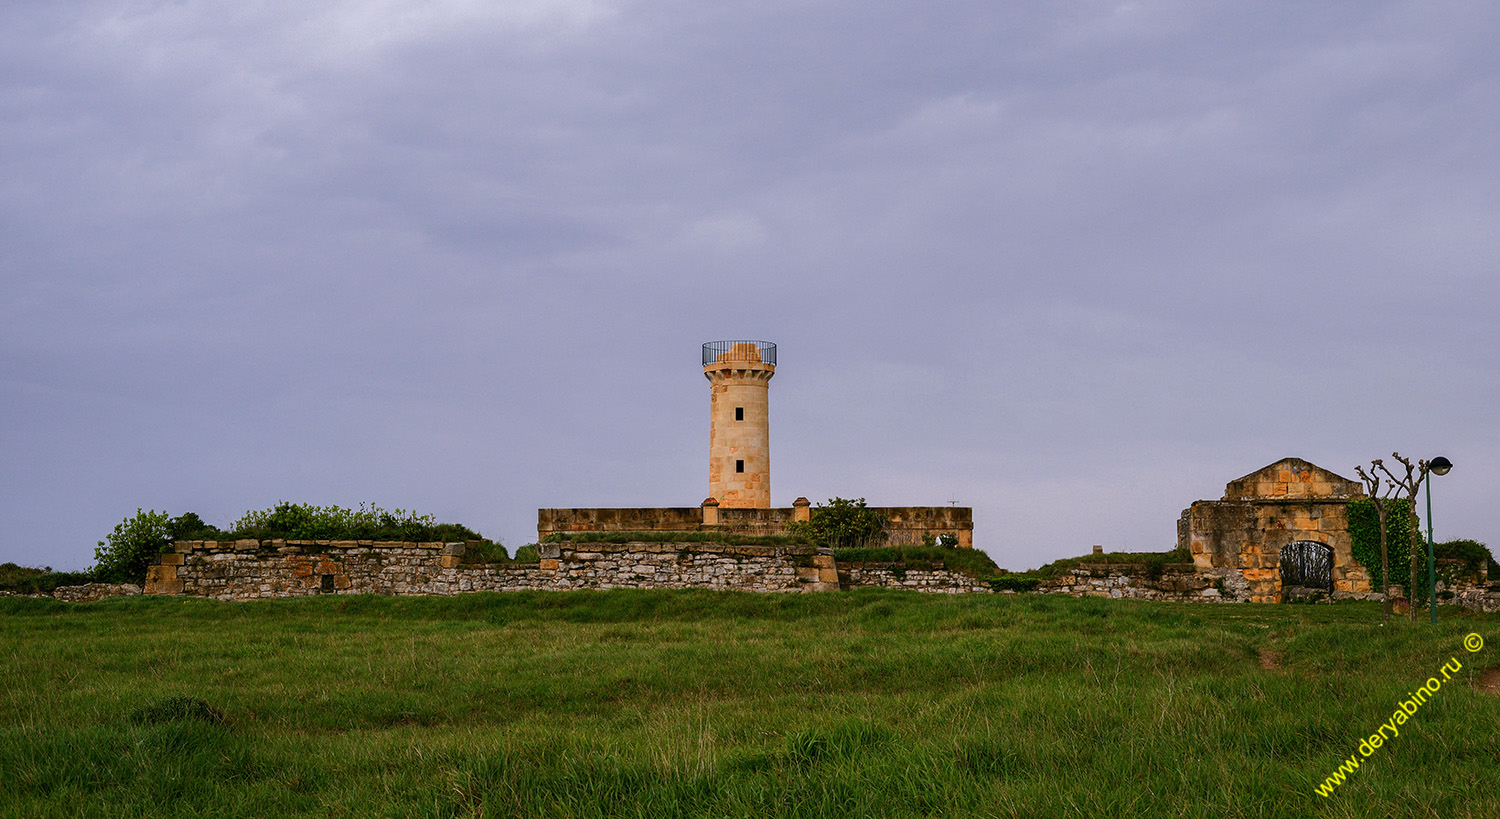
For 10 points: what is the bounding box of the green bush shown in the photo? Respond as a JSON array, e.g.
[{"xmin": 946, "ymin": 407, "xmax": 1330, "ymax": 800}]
[
  {"xmin": 92, "ymin": 509, "xmax": 172, "ymax": 584},
  {"xmin": 228, "ymin": 502, "xmax": 482, "ymax": 542},
  {"xmin": 93, "ymin": 504, "xmax": 488, "ymax": 583},
  {"xmin": 787, "ymin": 498, "xmax": 889, "ymax": 549},
  {"xmin": 1347, "ymin": 498, "xmax": 1421, "ymax": 597},
  {"xmin": 460, "ymin": 541, "xmax": 511, "ymax": 564},
  {"xmin": 167, "ymin": 512, "xmax": 225, "ymax": 541},
  {"xmin": 1432, "ymin": 539, "xmax": 1494, "ymax": 578},
  {"xmin": 0, "ymin": 563, "xmax": 96, "ymax": 595},
  {"xmin": 985, "ymin": 575, "xmax": 1041, "ymax": 592}
]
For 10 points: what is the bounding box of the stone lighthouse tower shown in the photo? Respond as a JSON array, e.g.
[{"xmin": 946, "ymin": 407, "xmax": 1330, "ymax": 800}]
[{"xmin": 703, "ymin": 340, "xmax": 776, "ymax": 508}]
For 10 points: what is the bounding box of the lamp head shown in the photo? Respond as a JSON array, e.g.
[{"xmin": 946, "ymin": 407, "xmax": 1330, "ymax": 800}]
[{"xmin": 1430, "ymin": 456, "xmax": 1453, "ymax": 476}]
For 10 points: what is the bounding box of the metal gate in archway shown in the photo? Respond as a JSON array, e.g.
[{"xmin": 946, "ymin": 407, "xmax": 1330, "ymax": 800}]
[{"xmin": 1279, "ymin": 540, "xmax": 1333, "ymax": 592}]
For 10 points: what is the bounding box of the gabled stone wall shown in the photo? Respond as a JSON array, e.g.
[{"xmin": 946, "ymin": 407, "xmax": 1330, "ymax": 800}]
[{"xmin": 1179, "ymin": 458, "xmax": 1372, "ymax": 603}]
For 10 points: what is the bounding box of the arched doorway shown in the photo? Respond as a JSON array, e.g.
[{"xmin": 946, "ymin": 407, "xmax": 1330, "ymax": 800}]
[{"xmin": 1279, "ymin": 540, "xmax": 1333, "ymax": 597}]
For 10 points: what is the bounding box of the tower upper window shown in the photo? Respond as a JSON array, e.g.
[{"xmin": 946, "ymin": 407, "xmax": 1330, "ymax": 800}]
[
  {"xmin": 736, "ymin": 460, "xmax": 745, "ymax": 473},
  {"xmin": 735, "ymin": 407, "xmax": 744, "ymax": 421}
]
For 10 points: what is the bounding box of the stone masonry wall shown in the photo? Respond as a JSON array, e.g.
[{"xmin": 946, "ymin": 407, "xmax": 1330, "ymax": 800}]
[
  {"xmin": 1036, "ymin": 563, "xmax": 1250, "ymax": 602},
  {"xmin": 537, "ymin": 506, "xmax": 974, "ymax": 548},
  {"xmin": 113, "ymin": 542, "xmax": 1500, "ymax": 609},
  {"xmin": 1180, "ymin": 458, "xmax": 1372, "ymax": 603},
  {"xmin": 144, "ymin": 539, "xmax": 850, "ymax": 600},
  {"xmin": 837, "ymin": 562, "xmax": 995, "ymax": 594}
]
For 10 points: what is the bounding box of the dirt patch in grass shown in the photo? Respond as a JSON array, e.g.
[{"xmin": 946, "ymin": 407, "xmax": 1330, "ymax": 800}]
[
  {"xmin": 1258, "ymin": 650, "xmax": 1280, "ymax": 670},
  {"xmin": 1477, "ymin": 667, "xmax": 1500, "ymax": 696}
]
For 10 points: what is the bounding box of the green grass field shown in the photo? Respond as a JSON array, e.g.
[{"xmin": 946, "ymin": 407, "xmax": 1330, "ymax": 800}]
[{"xmin": 2, "ymin": 591, "xmax": 1497, "ymax": 818}]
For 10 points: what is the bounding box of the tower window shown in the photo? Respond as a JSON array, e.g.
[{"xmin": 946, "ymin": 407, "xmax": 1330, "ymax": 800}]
[
  {"xmin": 735, "ymin": 407, "xmax": 744, "ymax": 421},
  {"xmin": 736, "ymin": 460, "xmax": 745, "ymax": 473}
]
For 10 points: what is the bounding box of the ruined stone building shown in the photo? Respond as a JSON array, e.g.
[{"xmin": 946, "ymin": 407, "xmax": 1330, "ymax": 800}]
[{"xmin": 1178, "ymin": 458, "xmax": 1372, "ymax": 603}]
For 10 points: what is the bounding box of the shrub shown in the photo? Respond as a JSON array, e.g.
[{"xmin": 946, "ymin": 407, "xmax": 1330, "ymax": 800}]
[
  {"xmin": 93, "ymin": 509, "xmax": 171, "ymax": 584},
  {"xmin": 787, "ymin": 497, "xmax": 889, "ymax": 549},
  {"xmin": 0, "ymin": 563, "xmax": 96, "ymax": 595},
  {"xmin": 1432, "ymin": 539, "xmax": 1494, "ymax": 578},
  {"xmin": 167, "ymin": 512, "xmax": 225, "ymax": 541},
  {"xmin": 1347, "ymin": 498, "xmax": 1420, "ymax": 597},
  {"xmin": 986, "ymin": 575, "xmax": 1040, "ymax": 592},
  {"xmin": 460, "ymin": 541, "xmax": 511, "ymax": 564},
  {"xmin": 227, "ymin": 502, "xmax": 482, "ymax": 542}
]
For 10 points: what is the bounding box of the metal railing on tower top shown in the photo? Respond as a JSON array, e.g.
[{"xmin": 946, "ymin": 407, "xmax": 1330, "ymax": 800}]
[{"xmin": 702, "ymin": 340, "xmax": 777, "ymax": 368}]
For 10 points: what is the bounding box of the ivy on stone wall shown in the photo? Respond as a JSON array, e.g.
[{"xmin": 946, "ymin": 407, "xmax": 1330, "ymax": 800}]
[{"xmin": 1347, "ymin": 498, "xmax": 1424, "ymax": 600}]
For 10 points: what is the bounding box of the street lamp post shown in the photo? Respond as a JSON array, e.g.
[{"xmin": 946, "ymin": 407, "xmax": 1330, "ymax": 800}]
[{"xmin": 1426, "ymin": 456, "xmax": 1452, "ymax": 625}]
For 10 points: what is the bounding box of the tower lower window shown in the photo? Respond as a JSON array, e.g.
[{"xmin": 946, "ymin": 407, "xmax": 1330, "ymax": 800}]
[
  {"xmin": 735, "ymin": 407, "xmax": 744, "ymax": 421},
  {"xmin": 736, "ymin": 460, "xmax": 744, "ymax": 473}
]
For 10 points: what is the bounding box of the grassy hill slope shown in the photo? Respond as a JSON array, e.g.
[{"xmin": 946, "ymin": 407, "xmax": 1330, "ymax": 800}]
[{"xmin": 1, "ymin": 591, "xmax": 1497, "ymax": 818}]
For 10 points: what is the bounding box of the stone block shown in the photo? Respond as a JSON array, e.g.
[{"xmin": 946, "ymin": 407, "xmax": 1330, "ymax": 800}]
[
  {"xmin": 144, "ymin": 579, "xmax": 185, "ymax": 595},
  {"xmin": 539, "ymin": 558, "xmax": 560, "ymax": 571},
  {"xmin": 818, "ymin": 568, "xmax": 839, "ymax": 583},
  {"xmin": 154, "ymin": 564, "xmax": 178, "ymax": 582},
  {"xmin": 418, "ymin": 542, "xmax": 443, "ymax": 550},
  {"xmin": 812, "ymin": 555, "xmax": 836, "ymax": 569},
  {"xmin": 159, "ymin": 553, "xmax": 185, "ymax": 566},
  {"xmin": 334, "ymin": 575, "xmax": 352, "ymax": 590},
  {"xmin": 439, "ymin": 555, "xmax": 461, "ymax": 569},
  {"xmin": 234, "ymin": 539, "xmax": 259, "ymax": 551},
  {"xmin": 441, "ymin": 543, "xmax": 467, "ymax": 556}
]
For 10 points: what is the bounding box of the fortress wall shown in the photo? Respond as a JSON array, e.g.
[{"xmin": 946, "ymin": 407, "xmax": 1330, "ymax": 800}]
[
  {"xmin": 537, "ymin": 506, "xmax": 973, "ymax": 547},
  {"xmin": 139, "ymin": 540, "xmax": 997, "ymax": 600},
  {"xmin": 1036, "ymin": 563, "xmax": 1250, "ymax": 602},
  {"xmin": 143, "ymin": 539, "xmax": 844, "ymax": 600},
  {"xmin": 837, "ymin": 563, "xmax": 994, "ymax": 594}
]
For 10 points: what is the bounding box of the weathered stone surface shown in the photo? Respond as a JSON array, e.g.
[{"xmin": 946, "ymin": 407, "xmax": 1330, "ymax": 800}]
[
  {"xmin": 537, "ymin": 506, "xmax": 973, "ymax": 549},
  {"xmin": 1180, "ymin": 458, "xmax": 1372, "ymax": 603},
  {"xmin": 52, "ymin": 583, "xmax": 141, "ymax": 602},
  {"xmin": 1032, "ymin": 563, "xmax": 1247, "ymax": 603},
  {"xmin": 150, "ymin": 539, "xmax": 994, "ymax": 599}
]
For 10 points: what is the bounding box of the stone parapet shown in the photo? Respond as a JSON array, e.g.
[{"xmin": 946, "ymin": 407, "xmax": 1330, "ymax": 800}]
[
  {"xmin": 537, "ymin": 505, "xmax": 973, "ymax": 548},
  {"xmin": 1036, "ymin": 563, "xmax": 1244, "ymax": 602}
]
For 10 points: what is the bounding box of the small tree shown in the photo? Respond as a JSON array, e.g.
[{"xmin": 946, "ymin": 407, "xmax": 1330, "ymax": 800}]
[
  {"xmin": 93, "ymin": 509, "xmax": 171, "ymax": 583},
  {"xmin": 788, "ymin": 497, "xmax": 889, "ymax": 549}
]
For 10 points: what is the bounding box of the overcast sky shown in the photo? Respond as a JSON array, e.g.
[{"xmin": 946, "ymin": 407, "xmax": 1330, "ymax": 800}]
[{"xmin": 3, "ymin": 0, "xmax": 1497, "ymax": 573}]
